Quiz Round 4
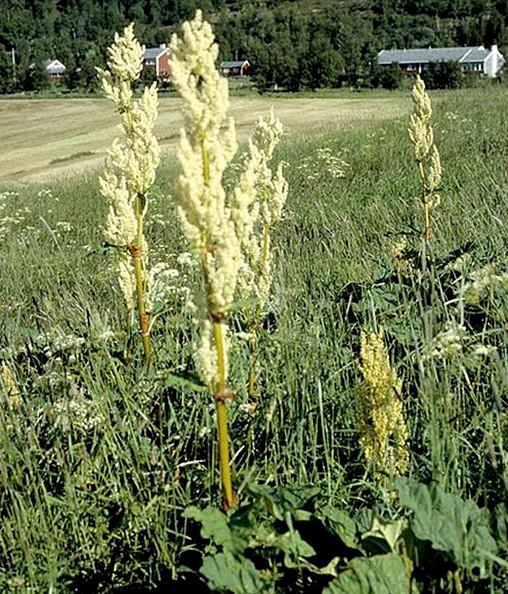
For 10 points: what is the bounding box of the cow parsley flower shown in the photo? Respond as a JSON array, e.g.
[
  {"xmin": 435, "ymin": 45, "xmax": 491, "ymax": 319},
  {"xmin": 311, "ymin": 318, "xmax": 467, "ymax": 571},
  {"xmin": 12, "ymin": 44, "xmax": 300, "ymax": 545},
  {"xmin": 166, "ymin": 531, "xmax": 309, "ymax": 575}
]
[{"xmin": 425, "ymin": 321, "xmax": 468, "ymax": 360}]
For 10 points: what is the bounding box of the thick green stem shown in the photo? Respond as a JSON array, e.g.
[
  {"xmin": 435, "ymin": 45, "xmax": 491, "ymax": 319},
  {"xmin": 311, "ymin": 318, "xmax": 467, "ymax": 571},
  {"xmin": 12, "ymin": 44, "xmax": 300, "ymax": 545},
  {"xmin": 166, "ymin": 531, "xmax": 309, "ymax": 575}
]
[
  {"xmin": 213, "ymin": 320, "xmax": 236, "ymax": 510},
  {"xmin": 132, "ymin": 254, "xmax": 151, "ymax": 365},
  {"xmin": 424, "ymin": 202, "xmax": 431, "ymax": 242},
  {"xmin": 418, "ymin": 161, "xmax": 431, "ymax": 242},
  {"xmin": 123, "ymin": 103, "xmax": 151, "ymax": 366},
  {"xmin": 248, "ymin": 221, "xmax": 271, "ymax": 400},
  {"xmin": 248, "ymin": 341, "xmax": 257, "ymax": 399},
  {"xmin": 199, "ymin": 136, "xmax": 236, "ymax": 509},
  {"xmin": 130, "ymin": 195, "xmax": 151, "ymax": 366}
]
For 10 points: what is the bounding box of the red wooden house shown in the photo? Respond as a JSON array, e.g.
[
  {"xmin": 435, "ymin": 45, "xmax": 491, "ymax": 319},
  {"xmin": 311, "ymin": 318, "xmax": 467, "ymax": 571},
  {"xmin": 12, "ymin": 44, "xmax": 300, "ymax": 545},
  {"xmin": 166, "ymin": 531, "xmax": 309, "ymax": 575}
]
[
  {"xmin": 219, "ymin": 60, "xmax": 250, "ymax": 77},
  {"xmin": 142, "ymin": 45, "xmax": 171, "ymax": 80}
]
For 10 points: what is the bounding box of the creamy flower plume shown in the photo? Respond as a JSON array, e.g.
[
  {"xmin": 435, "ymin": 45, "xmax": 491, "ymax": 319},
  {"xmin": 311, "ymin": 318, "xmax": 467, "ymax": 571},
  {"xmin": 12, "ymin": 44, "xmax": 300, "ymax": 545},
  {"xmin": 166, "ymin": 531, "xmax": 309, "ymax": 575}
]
[
  {"xmin": 96, "ymin": 23, "xmax": 143, "ymax": 109},
  {"xmin": 98, "ymin": 24, "xmax": 160, "ymax": 363},
  {"xmin": 356, "ymin": 331, "xmax": 409, "ymax": 478},
  {"xmin": 170, "ymin": 10, "xmax": 243, "ymax": 387},
  {"xmin": 408, "ymin": 76, "xmax": 442, "ymax": 240},
  {"xmin": 231, "ymin": 109, "xmax": 288, "ymax": 307},
  {"xmin": 408, "ymin": 76, "xmax": 433, "ymax": 162}
]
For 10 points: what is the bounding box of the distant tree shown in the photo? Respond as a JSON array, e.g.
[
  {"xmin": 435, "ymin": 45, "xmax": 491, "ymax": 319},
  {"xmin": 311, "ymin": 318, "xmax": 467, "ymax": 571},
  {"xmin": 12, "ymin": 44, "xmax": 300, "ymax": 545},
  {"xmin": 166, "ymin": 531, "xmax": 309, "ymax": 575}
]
[
  {"xmin": 423, "ymin": 60, "xmax": 464, "ymax": 89},
  {"xmin": 66, "ymin": 49, "xmax": 103, "ymax": 92},
  {"xmin": 0, "ymin": 46, "xmax": 15, "ymax": 93},
  {"xmin": 0, "ymin": 0, "xmax": 506, "ymax": 94},
  {"xmin": 373, "ymin": 62, "xmax": 405, "ymax": 89},
  {"xmin": 302, "ymin": 33, "xmax": 344, "ymax": 89},
  {"xmin": 136, "ymin": 65, "xmax": 157, "ymax": 90},
  {"xmin": 24, "ymin": 59, "xmax": 50, "ymax": 91}
]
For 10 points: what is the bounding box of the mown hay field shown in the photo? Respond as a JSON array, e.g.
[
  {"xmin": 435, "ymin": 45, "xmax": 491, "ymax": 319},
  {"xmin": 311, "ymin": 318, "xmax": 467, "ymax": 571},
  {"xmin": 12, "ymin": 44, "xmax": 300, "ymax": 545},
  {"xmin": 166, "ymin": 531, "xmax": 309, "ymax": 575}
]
[
  {"xmin": 0, "ymin": 94, "xmax": 408, "ymax": 181},
  {"xmin": 0, "ymin": 87, "xmax": 506, "ymax": 592}
]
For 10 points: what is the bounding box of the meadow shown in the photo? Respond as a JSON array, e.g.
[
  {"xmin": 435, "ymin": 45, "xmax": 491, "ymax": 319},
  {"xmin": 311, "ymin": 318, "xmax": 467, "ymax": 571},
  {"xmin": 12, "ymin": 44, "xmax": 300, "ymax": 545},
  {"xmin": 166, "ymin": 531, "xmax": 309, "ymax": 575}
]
[
  {"xmin": 0, "ymin": 85, "xmax": 507, "ymax": 592},
  {"xmin": 0, "ymin": 93, "xmax": 408, "ymax": 181}
]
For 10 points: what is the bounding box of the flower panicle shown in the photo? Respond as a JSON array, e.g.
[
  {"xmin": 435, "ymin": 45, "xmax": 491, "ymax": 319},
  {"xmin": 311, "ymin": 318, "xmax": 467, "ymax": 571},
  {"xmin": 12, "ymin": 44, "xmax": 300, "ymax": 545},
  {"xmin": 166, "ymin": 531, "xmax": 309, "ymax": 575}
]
[
  {"xmin": 98, "ymin": 24, "xmax": 160, "ymax": 350},
  {"xmin": 408, "ymin": 76, "xmax": 442, "ymax": 239},
  {"xmin": 170, "ymin": 10, "xmax": 242, "ymax": 387},
  {"xmin": 356, "ymin": 330, "xmax": 409, "ymax": 479},
  {"xmin": 408, "ymin": 76, "xmax": 434, "ymax": 162},
  {"xmin": 232, "ymin": 110, "xmax": 288, "ymax": 306}
]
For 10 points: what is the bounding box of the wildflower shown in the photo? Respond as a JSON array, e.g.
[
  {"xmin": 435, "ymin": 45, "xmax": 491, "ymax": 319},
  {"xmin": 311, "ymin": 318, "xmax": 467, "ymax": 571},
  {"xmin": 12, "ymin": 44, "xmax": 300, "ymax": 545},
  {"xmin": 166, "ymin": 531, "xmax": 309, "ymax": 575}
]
[
  {"xmin": 145, "ymin": 262, "xmax": 181, "ymax": 313},
  {"xmin": 170, "ymin": 9, "xmax": 242, "ymax": 387},
  {"xmin": 408, "ymin": 77, "xmax": 433, "ymax": 162},
  {"xmin": 176, "ymin": 252, "xmax": 195, "ymax": 267},
  {"xmin": 170, "ymin": 9, "xmax": 250, "ymax": 509},
  {"xmin": 357, "ymin": 331, "xmax": 409, "ymax": 478},
  {"xmin": 56, "ymin": 221, "xmax": 72, "ymax": 232},
  {"xmin": 297, "ymin": 146, "xmax": 350, "ymax": 181},
  {"xmin": 232, "ymin": 109, "xmax": 288, "ymax": 306},
  {"xmin": 408, "ymin": 76, "xmax": 441, "ymax": 241},
  {"xmin": 425, "ymin": 321, "xmax": 467, "ymax": 360},
  {"xmin": 472, "ymin": 344, "xmax": 497, "ymax": 357},
  {"xmin": 390, "ymin": 235, "xmax": 412, "ymax": 279},
  {"xmin": 463, "ymin": 262, "xmax": 506, "ymax": 304},
  {"xmin": 98, "ymin": 23, "xmax": 160, "ymax": 363},
  {"xmin": 1, "ymin": 362, "xmax": 21, "ymax": 408},
  {"xmin": 53, "ymin": 396, "xmax": 105, "ymax": 434}
]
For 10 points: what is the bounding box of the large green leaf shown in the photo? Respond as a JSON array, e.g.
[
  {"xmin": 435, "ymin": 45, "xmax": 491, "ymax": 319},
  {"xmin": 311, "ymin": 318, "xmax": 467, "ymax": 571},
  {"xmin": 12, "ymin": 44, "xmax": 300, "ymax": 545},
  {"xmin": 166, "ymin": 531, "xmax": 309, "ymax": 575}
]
[
  {"xmin": 273, "ymin": 529, "xmax": 316, "ymax": 567},
  {"xmin": 362, "ymin": 516, "xmax": 408, "ymax": 554},
  {"xmin": 183, "ymin": 506, "xmax": 248, "ymax": 555},
  {"xmin": 397, "ymin": 478, "xmax": 497, "ymax": 575},
  {"xmin": 316, "ymin": 505, "xmax": 362, "ymax": 551},
  {"xmin": 201, "ymin": 552, "xmax": 265, "ymax": 593},
  {"xmin": 247, "ymin": 484, "xmax": 319, "ymax": 521},
  {"xmin": 323, "ymin": 554, "xmax": 410, "ymax": 594}
]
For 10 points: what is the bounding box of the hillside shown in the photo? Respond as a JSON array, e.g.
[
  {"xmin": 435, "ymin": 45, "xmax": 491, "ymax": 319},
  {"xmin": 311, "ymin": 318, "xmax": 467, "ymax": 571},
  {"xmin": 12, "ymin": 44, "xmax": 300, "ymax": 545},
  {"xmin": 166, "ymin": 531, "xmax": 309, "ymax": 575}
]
[{"xmin": 0, "ymin": 0, "xmax": 507, "ymax": 93}]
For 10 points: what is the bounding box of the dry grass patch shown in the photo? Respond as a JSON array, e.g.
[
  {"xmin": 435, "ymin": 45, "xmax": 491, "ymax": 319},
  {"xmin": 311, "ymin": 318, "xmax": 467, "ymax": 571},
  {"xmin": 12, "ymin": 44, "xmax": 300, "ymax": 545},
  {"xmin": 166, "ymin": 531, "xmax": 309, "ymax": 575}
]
[{"xmin": 0, "ymin": 95, "xmax": 408, "ymax": 181}]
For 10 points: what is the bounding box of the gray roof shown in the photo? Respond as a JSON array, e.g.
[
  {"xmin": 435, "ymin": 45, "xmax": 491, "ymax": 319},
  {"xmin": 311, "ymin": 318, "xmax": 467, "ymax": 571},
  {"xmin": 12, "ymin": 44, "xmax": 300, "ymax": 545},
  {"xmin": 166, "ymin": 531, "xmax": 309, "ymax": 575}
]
[
  {"xmin": 220, "ymin": 60, "xmax": 249, "ymax": 68},
  {"xmin": 462, "ymin": 46, "xmax": 491, "ymax": 62},
  {"xmin": 377, "ymin": 46, "xmax": 491, "ymax": 65},
  {"xmin": 143, "ymin": 47, "xmax": 167, "ymax": 60}
]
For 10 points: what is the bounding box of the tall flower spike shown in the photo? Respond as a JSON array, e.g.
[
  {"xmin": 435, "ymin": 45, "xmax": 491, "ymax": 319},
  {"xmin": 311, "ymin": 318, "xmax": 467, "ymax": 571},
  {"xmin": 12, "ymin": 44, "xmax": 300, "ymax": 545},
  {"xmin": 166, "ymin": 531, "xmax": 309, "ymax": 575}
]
[
  {"xmin": 170, "ymin": 10, "xmax": 243, "ymax": 510},
  {"xmin": 232, "ymin": 109, "xmax": 288, "ymax": 307},
  {"xmin": 356, "ymin": 331, "xmax": 409, "ymax": 480},
  {"xmin": 98, "ymin": 24, "xmax": 160, "ymax": 365},
  {"xmin": 170, "ymin": 10, "xmax": 240, "ymax": 320},
  {"xmin": 230, "ymin": 110, "xmax": 287, "ymax": 400},
  {"xmin": 408, "ymin": 76, "xmax": 442, "ymax": 241}
]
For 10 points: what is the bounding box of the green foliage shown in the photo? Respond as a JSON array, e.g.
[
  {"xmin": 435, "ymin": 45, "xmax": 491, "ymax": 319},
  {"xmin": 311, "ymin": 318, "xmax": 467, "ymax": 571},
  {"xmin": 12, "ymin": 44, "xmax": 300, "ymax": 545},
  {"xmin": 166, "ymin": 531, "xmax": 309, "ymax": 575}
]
[
  {"xmin": 323, "ymin": 554, "xmax": 409, "ymax": 594},
  {"xmin": 423, "ymin": 61, "xmax": 465, "ymax": 89},
  {"xmin": 201, "ymin": 554, "xmax": 264, "ymax": 593},
  {"xmin": 184, "ymin": 480, "xmax": 499, "ymax": 592},
  {"xmin": 0, "ymin": 88, "xmax": 507, "ymax": 591},
  {"xmin": 372, "ymin": 63, "xmax": 405, "ymax": 90},
  {"xmin": 24, "ymin": 59, "xmax": 50, "ymax": 91},
  {"xmin": 397, "ymin": 478, "xmax": 497, "ymax": 576},
  {"xmin": 1, "ymin": 0, "xmax": 507, "ymax": 94}
]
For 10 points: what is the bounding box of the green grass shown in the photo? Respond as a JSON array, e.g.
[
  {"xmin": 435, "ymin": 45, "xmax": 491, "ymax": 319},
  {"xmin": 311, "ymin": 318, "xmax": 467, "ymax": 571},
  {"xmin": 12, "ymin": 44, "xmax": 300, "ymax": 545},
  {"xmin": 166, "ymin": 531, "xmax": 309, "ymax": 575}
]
[{"xmin": 0, "ymin": 87, "xmax": 506, "ymax": 592}]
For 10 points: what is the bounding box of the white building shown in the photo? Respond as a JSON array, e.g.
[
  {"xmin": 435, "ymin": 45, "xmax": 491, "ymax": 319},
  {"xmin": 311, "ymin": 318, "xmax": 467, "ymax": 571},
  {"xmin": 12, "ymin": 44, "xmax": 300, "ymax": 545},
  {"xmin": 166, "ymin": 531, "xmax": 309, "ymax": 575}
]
[{"xmin": 377, "ymin": 45, "xmax": 505, "ymax": 78}]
